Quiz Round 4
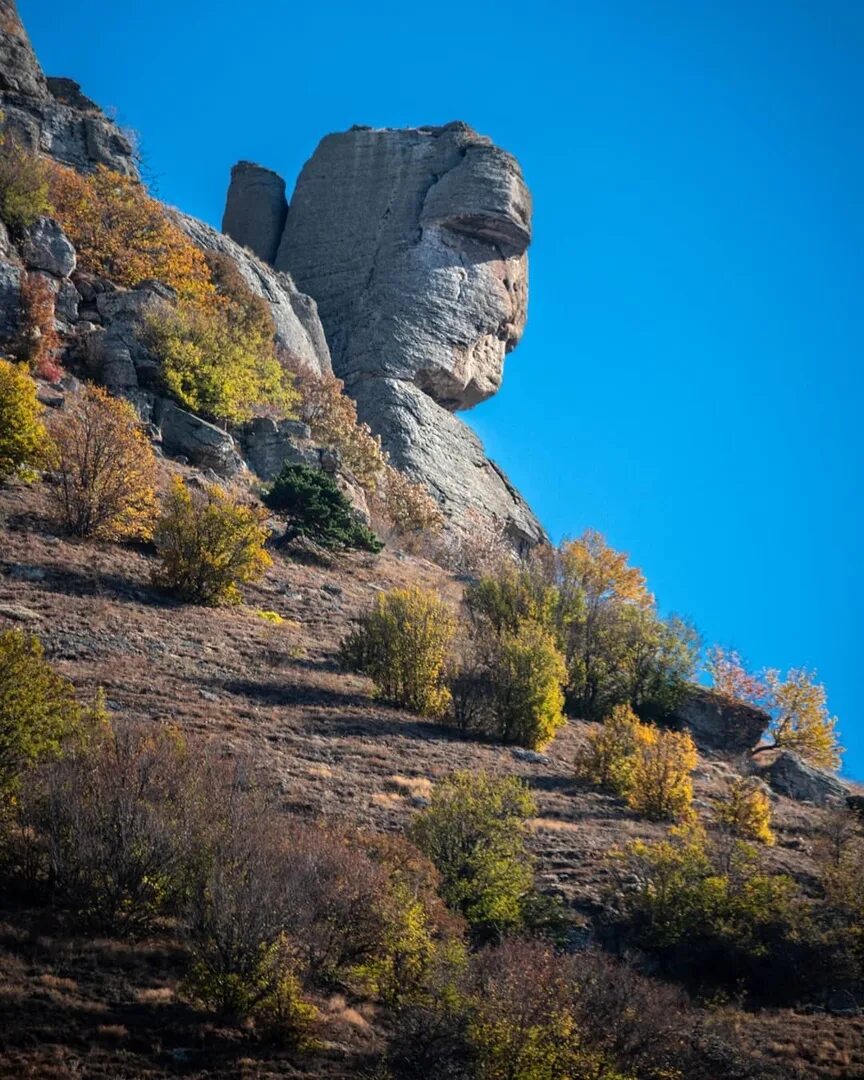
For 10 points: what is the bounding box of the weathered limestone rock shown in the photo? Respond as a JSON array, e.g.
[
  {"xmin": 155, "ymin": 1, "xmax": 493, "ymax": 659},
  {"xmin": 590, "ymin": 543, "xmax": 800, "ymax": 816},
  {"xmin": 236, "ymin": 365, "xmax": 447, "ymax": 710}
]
[
  {"xmin": 756, "ymin": 750, "xmax": 849, "ymax": 807},
  {"xmin": 19, "ymin": 217, "xmax": 76, "ymax": 277},
  {"xmin": 171, "ymin": 211, "xmax": 331, "ymax": 378},
  {"xmin": 669, "ymin": 686, "xmax": 768, "ymax": 755},
  {"xmin": 84, "ymin": 281, "xmax": 174, "ymax": 391},
  {"xmin": 276, "ymin": 122, "xmax": 529, "ymax": 407},
  {"xmin": 0, "ymin": 0, "xmax": 137, "ymax": 177},
  {"xmin": 272, "ymin": 122, "xmax": 542, "ymax": 543},
  {"xmin": 154, "ymin": 398, "xmax": 245, "ymax": 478},
  {"xmin": 239, "ymin": 417, "xmax": 317, "ymax": 480},
  {"xmin": 222, "ymin": 162, "xmax": 288, "ymax": 265},
  {"xmin": 351, "ymin": 378, "xmax": 543, "ymax": 547},
  {"xmin": 0, "ymin": 258, "xmax": 22, "ymax": 349}
]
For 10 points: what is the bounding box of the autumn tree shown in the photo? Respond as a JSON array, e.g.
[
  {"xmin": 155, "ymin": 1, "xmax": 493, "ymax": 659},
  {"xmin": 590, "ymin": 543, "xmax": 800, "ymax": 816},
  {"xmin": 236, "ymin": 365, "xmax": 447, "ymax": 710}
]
[
  {"xmin": 708, "ymin": 647, "xmax": 841, "ymax": 770},
  {"xmin": 0, "ymin": 630, "xmax": 81, "ymax": 795},
  {"xmin": 19, "ymin": 272, "xmax": 62, "ymax": 381},
  {"xmin": 48, "ymin": 385, "xmax": 157, "ymax": 540},
  {"xmin": 0, "ymin": 358, "xmax": 46, "ymax": 482},
  {"xmin": 553, "ymin": 530, "xmax": 695, "ymax": 720},
  {"xmin": 153, "ymin": 478, "xmax": 271, "ymax": 605}
]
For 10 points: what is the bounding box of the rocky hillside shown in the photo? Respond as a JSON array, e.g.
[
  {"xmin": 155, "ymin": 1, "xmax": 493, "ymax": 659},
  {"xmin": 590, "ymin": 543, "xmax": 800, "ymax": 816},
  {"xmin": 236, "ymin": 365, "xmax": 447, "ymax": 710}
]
[{"xmin": 0, "ymin": 3, "xmax": 862, "ymax": 1079}]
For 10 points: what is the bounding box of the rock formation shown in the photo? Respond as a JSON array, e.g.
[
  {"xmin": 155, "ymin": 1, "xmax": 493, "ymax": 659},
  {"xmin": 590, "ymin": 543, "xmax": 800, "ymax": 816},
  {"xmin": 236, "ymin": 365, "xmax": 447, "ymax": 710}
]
[
  {"xmin": 222, "ymin": 162, "xmax": 288, "ymax": 265},
  {"xmin": 755, "ymin": 749, "xmax": 849, "ymax": 807},
  {"xmin": 224, "ymin": 123, "xmax": 544, "ymax": 547},
  {"xmin": 669, "ymin": 686, "xmax": 768, "ymax": 755},
  {"xmin": 0, "ymin": 0, "xmax": 137, "ymax": 177}
]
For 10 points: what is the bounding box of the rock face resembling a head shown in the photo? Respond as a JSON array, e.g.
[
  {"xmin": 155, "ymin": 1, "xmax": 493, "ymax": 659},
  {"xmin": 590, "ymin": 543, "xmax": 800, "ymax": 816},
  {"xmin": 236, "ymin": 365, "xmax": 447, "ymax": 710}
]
[
  {"xmin": 275, "ymin": 122, "xmax": 531, "ymax": 412},
  {"xmin": 233, "ymin": 122, "xmax": 545, "ymax": 548}
]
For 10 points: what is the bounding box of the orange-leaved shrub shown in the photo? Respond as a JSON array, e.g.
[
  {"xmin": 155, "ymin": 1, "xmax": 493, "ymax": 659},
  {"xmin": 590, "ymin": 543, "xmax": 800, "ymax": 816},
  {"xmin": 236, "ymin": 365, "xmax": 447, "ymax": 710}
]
[
  {"xmin": 19, "ymin": 272, "xmax": 62, "ymax": 381},
  {"xmin": 48, "ymin": 384, "xmax": 158, "ymax": 540},
  {"xmin": 48, "ymin": 164, "xmax": 216, "ymax": 305},
  {"xmin": 153, "ymin": 477, "xmax": 271, "ymax": 605}
]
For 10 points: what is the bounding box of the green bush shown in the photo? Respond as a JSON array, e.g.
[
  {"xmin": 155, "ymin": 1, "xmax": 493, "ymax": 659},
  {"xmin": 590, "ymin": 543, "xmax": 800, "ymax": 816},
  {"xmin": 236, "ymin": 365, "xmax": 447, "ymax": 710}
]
[
  {"xmin": 615, "ymin": 824, "xmax": 808, "ymax": 1000},
  {"xmin": 265, "ymin": 463, "xmax": 382, "ymax": 552},
  {"xmin": 0, "ymin": 630, "xmax": 81, "ymax": 796},
  {"xmin": 0, "ymin": 358, "xmax": 47, "ymax": 483},
  {"xmin": 483, "ymin": 621, "xmax": 567, "ymax": 749},
  {"xmin": 409, "ymin": 771, "xmax": 537, "ymax": 936},
  {"xmin": 153, "ymin": 477, "xmax": 272, "ymax": 605},
  {"xmin": 341, "ymin": 587, "xmax": 455, "ymax": 716}
]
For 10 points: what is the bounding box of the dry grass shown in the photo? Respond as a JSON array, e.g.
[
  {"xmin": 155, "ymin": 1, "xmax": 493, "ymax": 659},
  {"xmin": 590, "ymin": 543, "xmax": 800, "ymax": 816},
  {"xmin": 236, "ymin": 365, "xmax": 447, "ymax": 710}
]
[{"xmin": 0, "ymin": 475, "xmax": 860, "ymax": 1077}]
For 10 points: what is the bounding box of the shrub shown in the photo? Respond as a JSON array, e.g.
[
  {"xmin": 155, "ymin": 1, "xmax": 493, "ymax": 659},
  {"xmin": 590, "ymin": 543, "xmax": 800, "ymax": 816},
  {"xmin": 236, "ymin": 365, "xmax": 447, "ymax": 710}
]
[
  {"xmin": 147, "ymin": 255, "xmax": 299, "ymax": 425},
  {"xmin": 615, "ymin": 825, "xmax": 806, "ymax": 999},
  {"xmin": 465, "ymin": 564, "xmax": 557, "ymax": 641},
  {"xmin": 0, "ymin": 630, "xmax": 80, "ymax": 795},
  {"xmin": 627, "ymin": 726, "xmax": 697, "ymax": 822},
  {"xmin": 713, "ymin": 778, "xmax": 775, "ymax": 845},
  {"xmin": 287, "ymin": 363, "xmax": 386, "ymax": 491},
  {"xmin": 20, "ymin": 721, "xmax": 198, "ymax": 932},
  {"xmin": 0, "ymin": 357, "xmax": 46, "ymax": 482},
  {"xmin": 574, "ymin": 703, "xmax": 647, "ymax": 794},
  {"xmin": 409, "ymin": 771, "xmax": 537, "ymax": 936},
  {"xmin": 19, "ymin": 272, "xmax": 62, "ymax": 381},
  {"xmin": 264, "ymin": 463, "xmax": 382, "ymax": 552},
  {"xmin": 483, "ymin": 621, "xmax": 566, "ymax": 749},
  {"xmin": 341, "ymin": 587, "xmax": 455, "ymax": 716},
  {"xmin": 48, "ymin": 164, "xmax": 215, "ymax": 304},
  {"xmin": 0, "ymin": 135, "xmax": 51, "ymax": 232},
  {"xmin": 379, "ymin": 463, "xmax": 445, "ymax": 539},
  {"xmin": 47, "ymin": 385, "xmax": 157, "ymax": 539},
  {"xmin": 153, "ymin": 477, "xmax": 271, "ymax": 605}
]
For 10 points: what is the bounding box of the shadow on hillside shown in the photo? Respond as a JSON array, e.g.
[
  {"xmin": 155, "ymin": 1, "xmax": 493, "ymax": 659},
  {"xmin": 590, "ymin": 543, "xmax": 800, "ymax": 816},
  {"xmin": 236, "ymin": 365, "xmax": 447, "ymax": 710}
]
[
  {"xmin": 2, "ymin": 560, "xmax": 177, "ymax": 609},
  {"xmin": 220, "ymin": 676, "xmax": 373, "ymax": 712}
]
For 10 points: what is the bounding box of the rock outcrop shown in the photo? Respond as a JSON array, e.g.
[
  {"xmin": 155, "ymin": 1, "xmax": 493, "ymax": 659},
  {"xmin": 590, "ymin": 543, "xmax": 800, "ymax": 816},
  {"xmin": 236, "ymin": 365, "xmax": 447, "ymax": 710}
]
[
  {"xmin": 0, "ymin": 0, "xmax": 137, "ymax": 177},
  {"xmin": 170, "ymin": 212, "xmax": 331, "ymax": 379},
  {"xmin": 221, "ymin": 162, "xmax": 287, "ymax": 265},
  {"xmin": 755, "ymin": 750, "xmax": 849, "ymax": 807},
  {"xmin": 224, "ymin": 122, "xmax": 544, "ymax": 547},
  {"xmin": 669, "ymin": 686, "xmax": 768, "ymax": 755}
]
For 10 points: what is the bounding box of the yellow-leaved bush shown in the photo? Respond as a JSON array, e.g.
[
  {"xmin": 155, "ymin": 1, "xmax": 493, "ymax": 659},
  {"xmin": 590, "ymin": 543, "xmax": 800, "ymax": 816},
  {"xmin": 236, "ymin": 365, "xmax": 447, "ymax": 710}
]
[
  {"xmin": 147, "ymin": 253, "xmax": 299, "ymax": 425},
  {"xmin": 712, "ymin": 777, "xmax": 775, "ymax": 845},
  {"xmin": 0, "ymin": 358, "xmax": 46, "ymax": 482},
  {"xmin": 576, "ymin": 705, "xmax": 697, "ymax": 822},
  {"xmin": 341, "ymin": 586, "xmax": 455, "ymax": 716},
  {"xmin": 48, "ymin": 385, "xmax": 158, "ymax": 540},
  {"xmin": 153, "ymin": 477, "xmax": 271, "ymax": 605}
]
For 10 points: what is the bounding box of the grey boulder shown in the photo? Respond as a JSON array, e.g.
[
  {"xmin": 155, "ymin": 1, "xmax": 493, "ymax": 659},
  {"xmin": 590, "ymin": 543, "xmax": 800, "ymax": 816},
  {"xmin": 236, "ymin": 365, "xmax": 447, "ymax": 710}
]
[
  {"xmin": 20, "ymin": 217, "xmax": 76, "ymax": 277},
  {"xmin": 669, "ymin": 686, "xmax": 768, "ymax": 755},
  {"xmin": 154, "ymin": 399, "xmax": 245, "ymax": 478},
  {"xmin": 756, "ymin": 750, "xmax": 848, "ymax": 807}
]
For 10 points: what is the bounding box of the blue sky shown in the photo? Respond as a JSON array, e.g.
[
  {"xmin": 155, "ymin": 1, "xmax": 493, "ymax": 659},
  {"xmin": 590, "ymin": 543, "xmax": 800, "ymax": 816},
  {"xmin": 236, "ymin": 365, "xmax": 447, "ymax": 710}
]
[{"xmin": 22, "ymin": 0, "xmax": 863, "ymax": 775}]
